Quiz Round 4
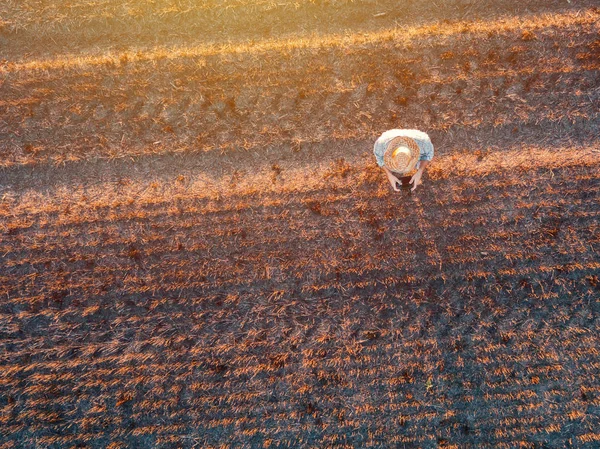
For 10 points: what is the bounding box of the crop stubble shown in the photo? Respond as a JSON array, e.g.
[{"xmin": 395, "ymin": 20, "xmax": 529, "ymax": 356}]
[{"xmin": 1, "ymin": 0, "xmax": 600, "ymax": 448}]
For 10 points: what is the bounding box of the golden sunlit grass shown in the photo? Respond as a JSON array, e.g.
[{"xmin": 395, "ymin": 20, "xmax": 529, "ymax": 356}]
[
  {"xmin": 1, "ymin": 7, "xmax": 599, "ymax": 168},
  {"xmin": 2, "ymin": 0, "xmax": 574, "ymax": 40},
  {"xmin": 1, "ymin": 144, "xmax": 598, "ymax": 219},
  {"xmin": 2, "ymin": 8, "xmax": 598, "ymax": 72}
]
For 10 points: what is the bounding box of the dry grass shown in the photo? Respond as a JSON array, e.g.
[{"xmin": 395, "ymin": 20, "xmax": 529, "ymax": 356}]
[
  {"xmin": 1, "ymin": 6, "xmax": 599, "ymax": 168},
  {"xmin": 1, "ymin": 142, "xmax": 599, "ymax": 447},
  {"xmin": 1, "ymin": 0, "xmax": 600, "ymax": 448},
  {"xmin": 4, "ymin": 8, "xmax": 598, "ymax": 72}
]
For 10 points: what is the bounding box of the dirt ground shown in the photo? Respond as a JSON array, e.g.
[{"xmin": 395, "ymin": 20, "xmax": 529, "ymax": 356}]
[{"xmin": 1, "ymin": 0, "xmax": 600, "ymax": 448}]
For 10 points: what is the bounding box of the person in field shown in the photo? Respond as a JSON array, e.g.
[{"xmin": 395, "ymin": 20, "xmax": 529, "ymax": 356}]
[{"xmin": 373, "ymin": 129, "xmax": 434, "ymax": 192}]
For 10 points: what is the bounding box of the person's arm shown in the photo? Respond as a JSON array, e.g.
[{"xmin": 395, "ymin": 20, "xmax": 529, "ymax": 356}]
[
  {"xmin": 418, "ymin": 160, "xmax": 430, "ymax": 171},
  {"xmin": 382, "ymin": 166, "xmax": 401, "ymax": 192},
  {"xmin": 409, "ymin": 160, "xmax": 430, "ymax": 192}
]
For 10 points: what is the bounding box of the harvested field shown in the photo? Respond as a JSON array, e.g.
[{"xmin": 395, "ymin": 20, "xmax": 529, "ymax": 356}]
[{"xmin": 1, "ymin": 0, "xmax": 600, "ymax": 448}]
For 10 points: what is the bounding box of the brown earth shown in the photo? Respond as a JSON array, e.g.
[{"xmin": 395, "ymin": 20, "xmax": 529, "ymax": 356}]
[{"xmin": 1, "ymin": 0, "xmax": 600, "ymax": 448}]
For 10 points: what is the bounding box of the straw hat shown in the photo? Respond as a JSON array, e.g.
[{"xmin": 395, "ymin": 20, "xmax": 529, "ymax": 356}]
[{"xmin": 383, "ymin": 136, "xmax": 420, "ymax": 174}]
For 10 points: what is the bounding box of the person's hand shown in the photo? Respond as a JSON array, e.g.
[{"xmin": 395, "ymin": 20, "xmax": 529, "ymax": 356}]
[
  {"xmin": 387, "ymin": 174, "xmax": 401, "ymax": 192},
  {"xmin": 410, "ymin": 170, "xmax": 423, "ymax": 192}
]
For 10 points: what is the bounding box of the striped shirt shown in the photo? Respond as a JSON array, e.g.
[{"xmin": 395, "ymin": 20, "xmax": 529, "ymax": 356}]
[{"xmin": 373, "ymin": 129, "xmax": 434, "ymax": 170}]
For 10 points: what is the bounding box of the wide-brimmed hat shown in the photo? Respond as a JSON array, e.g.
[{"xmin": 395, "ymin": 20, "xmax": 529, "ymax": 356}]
[{"xmin": 383, "ymin": 136, "xmax": 420, "ymax": 174}]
